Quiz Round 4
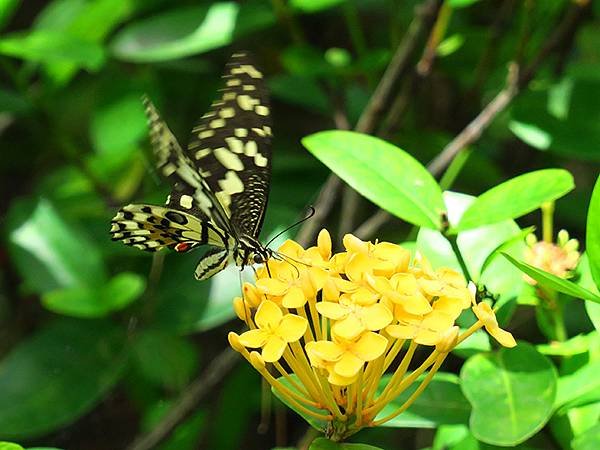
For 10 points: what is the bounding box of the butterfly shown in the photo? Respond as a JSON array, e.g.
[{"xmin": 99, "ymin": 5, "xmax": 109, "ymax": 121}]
[{"xmin": 110, "ymin": 52, "xmax": 273, "ymax": 280}]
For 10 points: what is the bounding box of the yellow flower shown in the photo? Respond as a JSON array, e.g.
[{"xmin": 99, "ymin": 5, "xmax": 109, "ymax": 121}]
[
  {"xmin": 306, "ymin": 332, "xmax": 388, "ymax": 383},
  {"xmin": 238, "ymin": 300, "xmax": 307, "ymax": 362},
  {"xmin": 317, "ymin": 294, "xmax": 393, "ymax": 340},
  {"xmin": 230, "ymin": 231, "xmax": 518, "ymax": 440},
  {"xmin": 471, "ymin": 301, "xmax": 516, "ymax": 348},
  {"xmin": 387, "ymin": 308, "xmax": 456, "ymax": 345}
]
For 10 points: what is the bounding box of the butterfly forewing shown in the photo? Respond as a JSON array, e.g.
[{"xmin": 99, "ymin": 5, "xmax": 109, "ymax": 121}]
[
  {"xmin": 186, "ymin": 52, "xmax": 272, "ymax": 238},
  {"xmin": 142, "ymin": 96, "xmax": 233, "ymax": 234}
]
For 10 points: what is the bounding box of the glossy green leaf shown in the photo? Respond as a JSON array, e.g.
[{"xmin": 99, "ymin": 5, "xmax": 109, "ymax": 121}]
[
  {"xmin": 377, "ymin": 372, "xmax": 471, "ymax": 428},
  {"xmin": 587, "ymin": 176, "xmax": 600, "ymax": 288},
  {"xmin": 303, "ymin": 130, "xmax": 445, "ymax": 229},
  {"xmin": 455, "ymin": 169, "xmax": 574, "ymax": 231},
  {"xmin": 8, "ymin": 200, "xmax": 107, "ymax": 293},
  {"xmin": 132, "ymin": 329, "xmax": 198, "ymax": 391},
  {"xmin": 503, "ymin": 254, "xmax": 600, "ymax": 304},
  {"xmin": 110, "ymin": 3, "xmax": 239, "ymax": 63},
  {"xmin": 573, "ymin": 422, "xmax": 600, "ymax": 450},
  {"xmin": 555, "ymin": 360, "xmax": 600, "ymax": 408},
  {"xmin": 576, "ymin": 254, "xmax": 600, "ymax": 331},
  {"xmin": 0, "ymin": 30, "xmax": 104, "ymax": 69},
  {"xmin": 537, "ymin": 333, "xmax": 595, "ymax": 357},
  {"xmin": 0, "ymin": 444, "xmax": 24, "ymax": 450},
  {"xmin": 432, "ymin": 424, "xmax": 471, "ymax": 450},
  {"xmin": 0, "ymin": 320, "xmax": 126, "ymax": 439},
  {"xmin": 309, "ymin": 439, "xmax": 383, "ymax": 450},
  {"xmin": 460, "ymin": 343, "xmax": 557, "ymax": 446}
]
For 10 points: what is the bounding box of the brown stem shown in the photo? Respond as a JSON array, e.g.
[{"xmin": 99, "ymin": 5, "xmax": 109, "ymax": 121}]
[
  {"xmin": 125, "ymin": 348, "xmax": 239, "ymax": 450},
  {"xmin": 300, "ymin": 0, "xmax": 443, "ymax": 245}
]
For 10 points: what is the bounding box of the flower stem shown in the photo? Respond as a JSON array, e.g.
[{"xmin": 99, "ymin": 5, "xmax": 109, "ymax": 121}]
[
  {"xmin": 447, "ymin": 234, "xmax": 473, "ymax": 282},
  {"xmin": 542, "ymin": 201, "xmax": 554, "ymax": 243}
]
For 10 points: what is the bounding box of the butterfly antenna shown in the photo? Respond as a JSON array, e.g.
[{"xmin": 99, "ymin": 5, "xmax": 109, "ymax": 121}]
[{"xmin": 265, "ymin": 206, "xmax": 316, "ymax": 248}]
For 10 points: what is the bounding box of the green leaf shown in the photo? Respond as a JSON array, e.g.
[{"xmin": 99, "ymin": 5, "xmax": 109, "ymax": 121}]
[
  {"xmin": 0, "ymin": 443, "xmax": 24, "ymax": 450},
  {"xmin": 448, "ymin": 0, "xmax": 480, "ymax": 7},
  {"xmin": 8, "ymin": 200, "xmax": 107, "ymax": 293},
  {"xmin": 537, "ymin": 333, "xmax": 596, "ymax": 357},
  {"xmin": 309, "ymin": 438, "xmax": 383, "ymax": 450},
  {"xmin": 587, "ymin": 176, "xmax": 600, "ymax": 288},
  {"xmin": 460, "ymin": 343, "xmax": 557, "ymax": 446},
  {"xmin": 502, "ymin": 254, "xmax": 600, "ymax": 304},
  {"xmin": 0, "ymin": 0, "xmax": 20, "ymax": 30},
  {"xmin": 555, "ymin": 360, "xmax": 600, "ymax": 408},
  {"xmin": 32, "ymin": 0, "xmax": 138, "ymax": 84},
  {"xmin": 41, "ymin": 272, "xmax": 144, "ymax": 318},
  {"xmin": 272, "ymin": 375, "xmax": 328, "ymax": 432},
  {"xmin": 289, "ymin": 0, "xmax": 345, "ymax": 13},
  {"xmin": 132, "ymin": 329, "xmax": 198, "ymax": 391},
  {"xmin": 455, "ymin": 169, "xmax": 574, "ymax": 232},
  {"xmin": 0, "ymin": 30, "xmax": 104, "ymax": 69},
  {"xmin": 573, "ymin": 423, "xmax": 600, "ymax": 450},
  {"xmin": 508, "ymin": 120, "xmax": 552, "ymax": 150},
  {"xmin": 302, "ymin": 130, "xmax": 445, "ymax": 229},
  {"xmin": 0, "ymin": 320, "xmax": 126, "ymax": 439},
  {"xmin": 103, "ymin": 272, "xmax": 146, "ymax": 311},
  {"xmin": 90, "ymin": 93, "xmax": 147, "ymax": 157},
  {"xmin": 110, "ymin": 3, "xmax": 239, "ymax": 63},
  {"xmin": 377, "ymin": 372, "xmax": 471, "ymax": 428}
]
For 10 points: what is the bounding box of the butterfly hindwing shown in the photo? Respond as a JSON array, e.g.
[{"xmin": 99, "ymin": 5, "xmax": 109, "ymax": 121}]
[
  {"xmin": 110, "ymin": 204, "xmax": 227, "ymax": 252},
  {"xmin": 186, "ymin": 52, "xmax": 272, "ymax": 239},
  {"xmin": 194, "ymin": 247, "xmax": 230, "ymax": 281}
]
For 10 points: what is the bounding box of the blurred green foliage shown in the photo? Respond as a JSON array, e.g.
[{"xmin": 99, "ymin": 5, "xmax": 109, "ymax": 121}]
[{"xmin": 0, "ymin": 1, "xmax": 600, "ymax": 449}]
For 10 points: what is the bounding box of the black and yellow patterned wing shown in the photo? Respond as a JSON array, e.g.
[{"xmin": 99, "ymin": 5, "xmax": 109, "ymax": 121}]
[
  {"xmin": 186, "ymin": 52, "xmax": 272, "ymax": 239},
  {"xmin": 109, "ymin": 201, "xmax": 227, "ymax": 253},
  {"xmin": 142, "ymin": 96, "xmax": 233, "ymax": 234}
]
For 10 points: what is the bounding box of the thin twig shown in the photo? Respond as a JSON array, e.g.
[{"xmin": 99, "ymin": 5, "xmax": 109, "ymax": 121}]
[
  {"xmin": 354, "ymin": 0, "xmax": 442, "ymax": 135},
  {"xmin": 427, "ymin": 62, "xmax": 520, "ymax": 175},
  {"xmin": 126, "ymin": 348, "xmax": 239, "ymax": 450},
  {"xmin": 416, "ymin": 1, "xmax": 452, "ymax": 77},
  {"xmin": 355, "ymin": 2, "xmax": 589, "ymax": 240},
  {"xmin": 307, "ymin": 0, "xmax": 442, "ymax": 243}
]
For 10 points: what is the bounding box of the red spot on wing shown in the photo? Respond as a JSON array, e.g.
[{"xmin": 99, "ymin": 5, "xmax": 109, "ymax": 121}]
[{"xmin": 175, "ymin": 242, "xmax": 191, "ymax": 252}]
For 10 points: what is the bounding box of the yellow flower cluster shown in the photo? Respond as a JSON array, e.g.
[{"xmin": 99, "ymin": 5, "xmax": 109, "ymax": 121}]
[
  {"xmin": 524, "ymin": 229, "xmax": 580, "ymax": 284},
  {"xmin": 228, "ymin": 231, "xmax": 516, "ymax": 440}
]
